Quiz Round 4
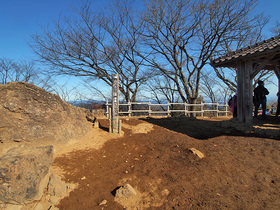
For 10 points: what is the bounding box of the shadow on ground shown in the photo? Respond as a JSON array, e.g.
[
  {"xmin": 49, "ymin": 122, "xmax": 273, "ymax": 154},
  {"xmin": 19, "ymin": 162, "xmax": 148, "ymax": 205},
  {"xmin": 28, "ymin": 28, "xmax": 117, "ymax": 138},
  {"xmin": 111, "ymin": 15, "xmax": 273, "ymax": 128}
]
[{"xmin": 140, "ymin": 116, "xmax": 280, "ymax": 140}]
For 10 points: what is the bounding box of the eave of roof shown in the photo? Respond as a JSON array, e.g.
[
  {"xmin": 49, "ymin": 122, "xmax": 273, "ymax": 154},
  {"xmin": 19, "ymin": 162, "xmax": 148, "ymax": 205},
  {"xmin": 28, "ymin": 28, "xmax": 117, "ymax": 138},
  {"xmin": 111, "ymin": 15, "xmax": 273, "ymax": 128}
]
[{"xmin": 212, "ymin": 35, "xmax": 280, "ymax": 68}]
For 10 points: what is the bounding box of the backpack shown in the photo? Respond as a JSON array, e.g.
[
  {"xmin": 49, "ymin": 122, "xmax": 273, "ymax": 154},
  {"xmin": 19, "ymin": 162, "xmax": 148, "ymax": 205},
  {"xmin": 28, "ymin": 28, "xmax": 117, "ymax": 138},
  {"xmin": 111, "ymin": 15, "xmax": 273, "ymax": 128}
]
[
  {"xmin": 228, "ymin": 95, "xmax": 237, "ymax": 113},
  {"xmin": 228, "ymin": 97, "xmax": 233, "ymax": 106},
  {"xmin": 254, "ymin": 86, "xmax": 268, "ymax": 103}
]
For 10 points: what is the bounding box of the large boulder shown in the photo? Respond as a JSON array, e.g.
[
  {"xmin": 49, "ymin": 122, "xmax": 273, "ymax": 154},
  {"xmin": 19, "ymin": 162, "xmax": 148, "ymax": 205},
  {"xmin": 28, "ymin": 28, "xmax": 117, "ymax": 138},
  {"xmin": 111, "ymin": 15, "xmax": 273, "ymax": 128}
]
[
  {"xmin": 0, "ymin": 82, "xmax": 91, "ymax": 143},
  {"xmin": 0, "ymin": 146, "xmax": 53, "ymax": 204}
]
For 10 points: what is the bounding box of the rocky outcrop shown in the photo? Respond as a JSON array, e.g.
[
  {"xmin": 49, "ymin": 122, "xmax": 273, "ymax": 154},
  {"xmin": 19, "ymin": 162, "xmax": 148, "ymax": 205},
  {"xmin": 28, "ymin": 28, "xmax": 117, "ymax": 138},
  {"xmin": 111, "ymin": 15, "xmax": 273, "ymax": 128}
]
[
  {"xmin": 48, "ymin": 174, "xmax": 67, "ymax": 197},
  {"xmin": 0, "ymin": 82, "xmax": 91, "ymax": 143},
  {"xmin": 0, "ymin": 82, "xmax": 95, "ymax": 207},
  {"xmin": 0, "ymin": 146, "xmax": 53, "ymax": 204}
]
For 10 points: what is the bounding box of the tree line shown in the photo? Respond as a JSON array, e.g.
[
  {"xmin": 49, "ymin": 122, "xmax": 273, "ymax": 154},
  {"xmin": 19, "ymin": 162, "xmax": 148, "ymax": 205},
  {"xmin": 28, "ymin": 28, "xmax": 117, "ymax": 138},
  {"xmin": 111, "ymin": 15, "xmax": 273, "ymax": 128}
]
[{"xmin": 2, "ymin": 0, "xmax": 279, "ymax": 104}]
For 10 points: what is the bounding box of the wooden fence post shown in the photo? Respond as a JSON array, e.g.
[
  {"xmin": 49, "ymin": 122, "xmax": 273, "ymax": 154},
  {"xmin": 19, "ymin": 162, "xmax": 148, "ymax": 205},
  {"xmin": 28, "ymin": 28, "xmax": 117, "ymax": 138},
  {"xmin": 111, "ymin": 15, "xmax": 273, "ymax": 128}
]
[
  {"xmin": 105, "ymin": 101, "xmax": 229, "ymax": 118},
  {"xmin": 225, "ymin": 105, "xmax": 228, "ymax": 117},
  {"xmin": 167, "ymin": 102, "xmax": 170, "ymax": 117},
  {"xmin": 118, "ymin": 120, "xmax": 122, "ymax": 133},
  {"xmin": 106, "ymin": 100, "xmax": 109, "ymax": 118},
  {"xmin": 148, "ymin": 101, "xmax": 151, "ymax": 116},
  {"xmin": 128, "ymin": 101, "xmax": 131, "ymax": 117}
]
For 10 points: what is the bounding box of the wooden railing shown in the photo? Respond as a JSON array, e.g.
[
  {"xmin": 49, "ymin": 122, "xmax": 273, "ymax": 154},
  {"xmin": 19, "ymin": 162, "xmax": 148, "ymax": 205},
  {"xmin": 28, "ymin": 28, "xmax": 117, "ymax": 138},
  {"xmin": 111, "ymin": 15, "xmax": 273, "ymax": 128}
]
[{"xmin": 105, "ymin": 101, "xmax": 230, "ymax": 117}]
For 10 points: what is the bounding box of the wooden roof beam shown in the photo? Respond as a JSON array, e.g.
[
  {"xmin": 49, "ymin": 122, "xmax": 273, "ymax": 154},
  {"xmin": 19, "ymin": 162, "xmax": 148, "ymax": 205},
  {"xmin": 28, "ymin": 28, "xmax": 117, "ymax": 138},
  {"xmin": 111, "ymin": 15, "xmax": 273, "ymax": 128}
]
[{"xmin": 250, "ymin": 54, "xmax": 276, "ymax": 79}]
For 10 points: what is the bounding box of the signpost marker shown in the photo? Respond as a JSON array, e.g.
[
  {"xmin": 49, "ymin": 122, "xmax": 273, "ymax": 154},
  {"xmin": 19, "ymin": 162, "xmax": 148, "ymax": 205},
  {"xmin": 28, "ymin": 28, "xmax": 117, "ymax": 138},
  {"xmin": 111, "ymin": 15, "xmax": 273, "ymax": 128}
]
[{"xmin": 111, "ymin": 74, "xmax": 120, "ymax": 133}]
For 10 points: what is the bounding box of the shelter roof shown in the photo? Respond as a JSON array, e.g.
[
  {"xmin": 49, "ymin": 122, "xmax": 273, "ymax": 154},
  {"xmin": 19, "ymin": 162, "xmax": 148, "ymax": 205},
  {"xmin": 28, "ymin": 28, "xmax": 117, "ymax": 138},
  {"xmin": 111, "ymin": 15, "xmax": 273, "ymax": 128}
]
[{"xmin": 212, "ymin": 35, "xmax": 280, "ymax": 69}]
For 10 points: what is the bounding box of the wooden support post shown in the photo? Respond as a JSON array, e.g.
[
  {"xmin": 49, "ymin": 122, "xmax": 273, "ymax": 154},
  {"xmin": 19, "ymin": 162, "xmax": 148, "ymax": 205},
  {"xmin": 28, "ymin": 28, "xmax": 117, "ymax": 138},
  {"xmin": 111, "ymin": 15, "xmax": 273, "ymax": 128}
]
[
  {"xmin": 237, "ymin": 61, "xmax": 253, "ymax": 123},
  {"xmin": 237, "ymin": 62, "xmax": 244, "ymax": 122},
  {"xmin": 109, "ymin": 107, "xmax": 112, "ymax": 133},
  {"xmin": 275, "ymin": 68, "xmax": 280, "ymax": 92}
]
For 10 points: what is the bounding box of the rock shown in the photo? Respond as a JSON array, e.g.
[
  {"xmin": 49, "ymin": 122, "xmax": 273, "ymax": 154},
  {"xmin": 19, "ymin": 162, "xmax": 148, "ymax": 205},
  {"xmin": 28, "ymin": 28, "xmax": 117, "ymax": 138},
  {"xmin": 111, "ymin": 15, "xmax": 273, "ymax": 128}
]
[
  {"xmin": 48, "ymin": 174, "xmax": 67, "ymax": 197},
  {"xmin": 94, "ymin": 120, "xmax": 100, "ymax": 128},
  {"xmin": 33, "ymin": 203, "xmax": 44, "ymax": 210},
  {"xmin": 131, "ymin": 123, "xmax": 153, "ymax": 134},
  {"xmin": 0, "ymin": 146, "xmax": 53, "ymax": 204},
  {"xmin": 161, "ymin": 189, "xmax": 170, "ymax": 196},
  {"xmin": 0, "ymin": 82, "xmax": 91, "ymax": 144},
  {"xmin": 91, "ymin": 108, "xmax": 105, "ymax": 117},
  {"xmin": 49, "ymin": 196, "xmax": 60, "ymax": 204},
  {"xmin": 189, "ymin": 148, "xmax": 205, "ymax": 159},
  {"xmin": 114, "ymin": 184, "xmax": 142, "ymax": 209},
  {"xmin": 115, "ymin": 184, "xmax": 137, "ymax": 199},
  {"xmin": 4, "ymin": 204, "xmax": 23, "ymax": 210},
  {"xmin": 99, "ymin": 200, "xmax": 107, "ymax": 206},
  {"xmin": 66, "ymin": 183, "xmax": 76, "ymax": 191}
]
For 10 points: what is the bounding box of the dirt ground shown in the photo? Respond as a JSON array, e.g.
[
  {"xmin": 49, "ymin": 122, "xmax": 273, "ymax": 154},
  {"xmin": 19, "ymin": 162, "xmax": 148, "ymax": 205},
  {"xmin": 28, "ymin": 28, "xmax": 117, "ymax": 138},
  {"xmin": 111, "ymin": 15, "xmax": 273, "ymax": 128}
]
[{"xmin": 53, "ymin": 116, "xmax": 280, "ymax": 209}]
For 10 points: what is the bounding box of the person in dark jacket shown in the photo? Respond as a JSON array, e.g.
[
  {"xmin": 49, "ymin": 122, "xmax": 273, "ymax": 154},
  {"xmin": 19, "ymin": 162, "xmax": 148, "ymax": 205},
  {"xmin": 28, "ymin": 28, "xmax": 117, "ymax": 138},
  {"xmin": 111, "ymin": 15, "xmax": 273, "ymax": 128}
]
[
  {"xmin": 253, "ymin": 80, "xmax": 269, "ymax": 119},
  {"xmin": 276, "ymin": 91, "xmax": 280, "ymax": 117}
]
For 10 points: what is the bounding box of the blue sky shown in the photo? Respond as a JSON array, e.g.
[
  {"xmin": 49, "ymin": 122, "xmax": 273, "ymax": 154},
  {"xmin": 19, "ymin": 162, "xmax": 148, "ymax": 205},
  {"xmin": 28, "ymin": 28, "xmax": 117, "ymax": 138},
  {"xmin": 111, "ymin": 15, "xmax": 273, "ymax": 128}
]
[
  {"xmin": 0, "ymin": 0, "xmax": 86, "ymax": 59},
  {"xmin": 257, "ymin": 0, "xmax": 280, "ymax": 35},
  {"xmin": 1, "ymin": 0, "xmax": 279, "ymax": 59},
  {"xmin": 0, "ymin": 0, "xmax": 279, "ymax": 101}
]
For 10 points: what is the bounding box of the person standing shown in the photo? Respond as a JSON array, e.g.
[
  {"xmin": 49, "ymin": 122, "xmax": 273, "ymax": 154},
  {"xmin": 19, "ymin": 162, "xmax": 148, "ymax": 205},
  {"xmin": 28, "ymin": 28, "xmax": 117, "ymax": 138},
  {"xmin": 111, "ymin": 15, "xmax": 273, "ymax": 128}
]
[
  {"xmin": 253, "ymin": 80, "xmax": 269, "ymax": 119},
  {"xmin": 228, "ymin": 93, "xmax": 237, "ymax": 117},
  {"xmin": 276, "ymin": 91, "xmax": 280, "ymax": 117}
]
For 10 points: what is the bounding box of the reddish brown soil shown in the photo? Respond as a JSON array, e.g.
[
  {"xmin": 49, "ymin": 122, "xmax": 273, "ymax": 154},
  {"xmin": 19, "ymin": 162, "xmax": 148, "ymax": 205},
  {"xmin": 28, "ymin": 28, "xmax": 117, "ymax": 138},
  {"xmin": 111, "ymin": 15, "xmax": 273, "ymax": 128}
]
[{"xmin": 54, "ymin": 117, "xmax": 280, "ymax": 209}]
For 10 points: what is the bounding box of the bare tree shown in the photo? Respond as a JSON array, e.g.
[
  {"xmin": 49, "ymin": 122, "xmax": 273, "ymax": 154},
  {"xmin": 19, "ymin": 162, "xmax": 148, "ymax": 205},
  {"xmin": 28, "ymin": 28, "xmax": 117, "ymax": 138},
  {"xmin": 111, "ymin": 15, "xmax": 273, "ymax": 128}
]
[
  {"xmin": 49, "ymin": 80, "xmax": 78, "ymax": 102},
  {"xmin": 212, "ymin": 1, "xmax": 271, "ymax": 92},
  {"xmin": 14, "ymin": 60, "xmax": 40, "ymax": 83},
  {"xmin": 200, "ymin": 70, "xmax": 233, "ymax": 103},
  {"xmin": 0, "ymin": 58, "xmax": 15, "ymax": 84},
  {"xmin": 144, "ymin": 74, "xmax": 180, "ymax": 104},
  {"xmin": 200, "ymin": 71, "xmax": 219, "ymax": 103},
  {"xmin": 139, "ymin": 0, "xmax": 268, "ymax": 109},
  {"xmin": 82, "ymin": 78, "xmax": 110, "ymax": 101},
  {"xmin": 214, "ymin": 66, "xmax": 274, "ymax": 94},
  {"xmin": 31, "ymin": 0, "xmax": 149, "ymax": 102},
  {"xmin": 0, "ymin": 58, "xmax": 42, "ymax": 85},
  {"xmin": 270, "ymin": 20, "xmax": 280, "ymax": 36}
]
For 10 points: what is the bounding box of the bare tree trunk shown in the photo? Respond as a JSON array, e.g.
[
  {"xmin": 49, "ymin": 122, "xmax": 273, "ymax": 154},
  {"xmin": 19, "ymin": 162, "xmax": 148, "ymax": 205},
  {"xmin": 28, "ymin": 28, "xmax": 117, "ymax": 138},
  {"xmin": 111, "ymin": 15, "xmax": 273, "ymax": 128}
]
[
  {"xmin": 139, "ymin": 0, "xmax": 267, "ymax": 107},
  {"xmin": 30, "ymin": 1, "xmax": 150, "ymax": 102}
]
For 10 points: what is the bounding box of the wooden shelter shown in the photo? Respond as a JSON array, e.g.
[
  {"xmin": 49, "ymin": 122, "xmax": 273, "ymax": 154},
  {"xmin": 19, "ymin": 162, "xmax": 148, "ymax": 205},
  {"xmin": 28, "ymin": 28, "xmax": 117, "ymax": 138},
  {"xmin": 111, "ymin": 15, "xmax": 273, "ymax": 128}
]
[{"xmin": 212, "ymin": 35, "xmax": 280, "ymax": 123}]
